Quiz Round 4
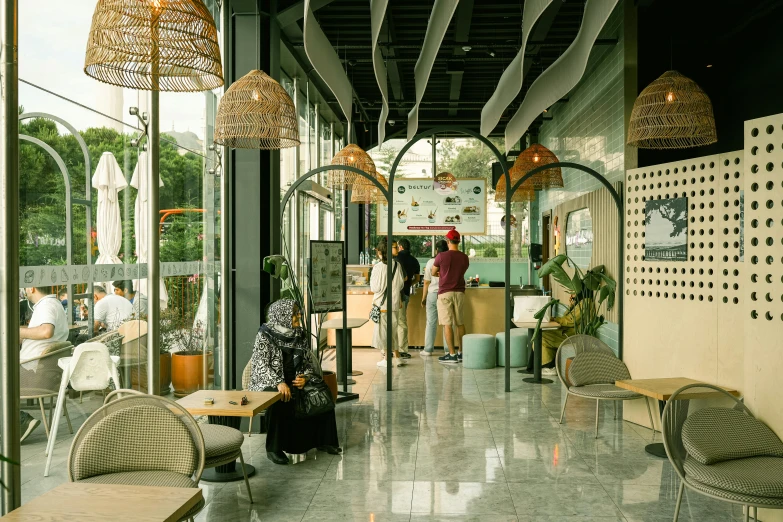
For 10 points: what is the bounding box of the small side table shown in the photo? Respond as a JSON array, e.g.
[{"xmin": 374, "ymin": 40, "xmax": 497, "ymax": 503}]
[
  {"xmin": 512, "ymin": 321, "xmax": 561, "ymax": 385},
  {"xmin": 177, "ymin": 390, "xmax": 281, "ymax": 481},
  {"xmin": 615, "ymin": 377, "xmax": 739, "ymax": 458},
  {"xmin": 321, "ymin": 318, "xmax": 366, "ymax": 404}
]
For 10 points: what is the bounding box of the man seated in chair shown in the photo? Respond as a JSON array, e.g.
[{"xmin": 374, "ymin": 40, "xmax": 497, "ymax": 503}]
[
  {"xmin": 530, "ymin": 293, "xmax": 591, "ymax": 376},
  {"xmin": 19, "ymin": 286, "xmax": 69, "ymax": 442}
]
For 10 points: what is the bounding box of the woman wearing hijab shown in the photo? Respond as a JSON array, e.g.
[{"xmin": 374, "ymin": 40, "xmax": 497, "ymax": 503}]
[
  {"xmin": 249, "ymin": 298, "xmax": 341, "ymax": 465},
  {"xmin": 370, "ymin": 240, "xmax": 406, "ymax": 368}
]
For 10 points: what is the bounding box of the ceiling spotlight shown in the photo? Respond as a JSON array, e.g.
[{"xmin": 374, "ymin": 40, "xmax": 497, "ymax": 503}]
[
  {"xmin": 461, "ymin": 45, "xmax": 472, "ymax": 52},
  {"xmin": 706, "ymin": 64, "xmax": 713, "ymax": 68},
  {"xmin": 487, "ymin": 48, "xmax": 496, "ymax": 57}
]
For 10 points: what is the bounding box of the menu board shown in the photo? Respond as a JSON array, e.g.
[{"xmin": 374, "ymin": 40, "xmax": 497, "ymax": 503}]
[
  {"xmin": 309, "ymin": 240, "xmax": 345, "ymax": 313},
  {"xmin": 378, "ymin": 176, "xmax": 487, "ymax": 236}
]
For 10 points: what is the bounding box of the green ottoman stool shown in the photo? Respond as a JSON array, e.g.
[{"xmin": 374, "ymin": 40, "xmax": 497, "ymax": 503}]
[
  {"xmin": 496, "ymin": 329, "xmax": 529, "ymax": 368},
  {"xmin": 462, "ymin": 334, "xmax": 496, "ymax": 369}
]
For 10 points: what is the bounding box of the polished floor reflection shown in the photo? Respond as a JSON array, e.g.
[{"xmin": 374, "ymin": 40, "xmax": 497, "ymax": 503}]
[{"xmin": 19, "ymin": 349, "xmax": 746, "ymax": 521}]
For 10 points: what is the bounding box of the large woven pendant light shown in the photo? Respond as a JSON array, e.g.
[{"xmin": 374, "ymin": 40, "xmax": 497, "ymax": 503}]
[
  {"xmin": 329, "ymin": 144, "xmax": 376, "ymax": 190},
  {"xmin": 85, "ymin": 0, "xmax": 224, "ymax": 92},
  {"xmin": 509, "ymin": 143, "xmax": 563, "ymax": 191},
  {"xmin": 213, "ymin": 70, "xmax": 300, "ymax": 149},
  {"xmin": 627, "ymin": 70, "xmax": 717, "ymax": 149},
  {"xmin": 351, "ymin": 173, "xmax": 388, "ymax": 204},
  {"xmin": 494, "ymin": 173, "xmax": 535, "ymax": 202}
]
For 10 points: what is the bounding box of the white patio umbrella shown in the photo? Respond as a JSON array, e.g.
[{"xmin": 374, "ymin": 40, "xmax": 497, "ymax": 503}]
[
  {"xmin": 130, "ymin": 151, "xmax": 169, "ymax": 310},
  {"xmin": 91, "ymin": 152, "xmax": 128, "ymax": 294}
]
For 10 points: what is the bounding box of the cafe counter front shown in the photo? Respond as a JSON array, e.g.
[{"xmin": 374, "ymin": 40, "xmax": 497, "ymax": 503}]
[{"xmin": 326, "ymin": 286, "xmax": 508, "ymax": 348}]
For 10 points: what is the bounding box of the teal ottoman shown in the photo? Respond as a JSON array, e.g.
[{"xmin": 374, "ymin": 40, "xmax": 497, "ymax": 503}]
[
  {"xmin": 496, "ymin": 329, "xmax": 530, "ymax": 368},
  {"xmin": 462, "ymin": 334, "xmax": 496, "ymax": 369}
]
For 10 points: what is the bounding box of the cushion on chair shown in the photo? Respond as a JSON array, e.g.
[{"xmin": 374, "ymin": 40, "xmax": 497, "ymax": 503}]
[
  {"xmin": 72, "ymin": 405, "xmax": 198, "ymax": 480},
  {"xmin": 682, "ymin": 408, "xmax": 783, "ymax": 465},
  {"xmin": 568, "ymin": 384, "xmax": 641, "ymax": 399},
  {"xmin": 78, "ymin": 470, "xmax": 197, "ymax": 488},
  {"xmin": 685, "ymin": 476, "xmax": 783, "ymax": 507},
  {"xmin": 567, "ymin": 351, "xmax": 631, "ymax": 386},
  {"xmin": 201, "ymin": 424, "xmax": 244, "ymax": 457},
  {"xmin": 684, "ymin": 455, "xmax": 783, "ymax": 498}
]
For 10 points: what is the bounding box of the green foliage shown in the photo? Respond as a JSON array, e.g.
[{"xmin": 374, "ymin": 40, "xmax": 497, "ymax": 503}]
[{"xmin": 483, "ymin": 245, "xmax": 499, "ymax": 258}]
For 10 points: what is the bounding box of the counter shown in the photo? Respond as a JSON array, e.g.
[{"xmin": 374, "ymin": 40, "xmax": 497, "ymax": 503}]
[{"xmin": 327, "ymin": 286, "xmax": 508, "ymax": 348}]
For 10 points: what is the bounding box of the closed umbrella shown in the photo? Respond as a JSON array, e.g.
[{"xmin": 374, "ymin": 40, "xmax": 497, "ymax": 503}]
[
  {"xmin": 92, "ymin": 152, "xmax": 128, "ymax": 293},
  {"xmin": 130, "ymin": 151, "xmax": 168, "ymax": 310}
]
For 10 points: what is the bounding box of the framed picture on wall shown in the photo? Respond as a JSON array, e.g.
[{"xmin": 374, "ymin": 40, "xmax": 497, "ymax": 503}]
[{"xmin": 644, "ymin": 197, "xmax": 688, "ymax": 261}]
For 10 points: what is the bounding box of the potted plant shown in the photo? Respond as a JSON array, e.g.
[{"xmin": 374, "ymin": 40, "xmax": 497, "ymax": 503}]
[
  {"xmin": 165, "ymin": 314, "xmax": 211, "ymax": 398},
  {"xmin": 117, "ymin": 319, "xmax": 173, "ymax": 394},
  {"xmin": 530, "ymin": 253, "xmax": 617, "ymax": 343}
]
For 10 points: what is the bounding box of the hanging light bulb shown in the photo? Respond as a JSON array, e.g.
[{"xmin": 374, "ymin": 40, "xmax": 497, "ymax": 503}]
[
  {"xmin": 665, "ymin": 91, "xmax": 676, "ymax": 103},
  {"xmin": 251, "ymin": 89, "xmax": 261, "ymax": 102},
  {"xmin": 533, "ymin": 153, "xmax": 540, "ymax": 163}
]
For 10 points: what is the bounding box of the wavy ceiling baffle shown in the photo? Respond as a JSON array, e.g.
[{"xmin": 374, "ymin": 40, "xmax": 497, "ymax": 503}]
[
  {"xmin": 407, "ymin": 0, "xmax": 459, "ymax": 141},
  {"xmin": 371, "ymin": 0, "xmax": 390, "ymax": 146},
  {"xmin": 479, "ymin": 0, "xmax": 553, "ymax": 138},
  {"xmin": 303, "ymin": 0, "xmax": 354, "ymax": 134},
  {"xmin": 504, "ymin": 0, "xmax": 619, "ymax": 151}
]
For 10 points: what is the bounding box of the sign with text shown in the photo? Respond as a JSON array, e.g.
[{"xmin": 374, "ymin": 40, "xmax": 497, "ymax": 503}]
[
  {"xmin": 378, "ymin": 177, "xmax": 487, "ymax": 236},
  {"xmin": 309, "ymin": 240, "xmax": 345, "ymax": 313}
]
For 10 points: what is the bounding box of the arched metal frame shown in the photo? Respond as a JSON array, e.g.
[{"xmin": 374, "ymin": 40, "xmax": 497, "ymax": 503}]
[
  {"xmin": 278, "ymin": 130, "xmax": 622, "ymax": 394},
  {"xmin": 19, "ymin": 112, "xmax": 95, "ymax": 334}
]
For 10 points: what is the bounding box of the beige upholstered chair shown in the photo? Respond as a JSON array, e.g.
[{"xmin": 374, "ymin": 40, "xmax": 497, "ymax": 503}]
[
  {"xmin": 556, "ymin": 335, "xmax": 654, "ymax": 439},
  {"xmin": 20, "ymin": 341, "xmax": 73, "ymax": 437},
  {"xmin": 663, "ymin": 384, "xmax": 783, "ymax": 522},
  {"xmin": 68, "ymin": 393, "xmax": 206, "ymax": 521}
]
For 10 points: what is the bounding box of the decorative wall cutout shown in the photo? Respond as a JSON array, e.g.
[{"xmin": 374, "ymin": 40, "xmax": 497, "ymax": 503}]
[
  {"xmin": 504, "ymin": 0, "xmax": 619, "ymax": 151},
  {"xmin": 370, "ymin": 0, "xmax": 390, "ymax": 145},
  {"xmin": 407, "ymin": 0, "xmax": 459, "ymax": 140},
  {"xmin": 565, "ymin": 208, "xmax": 593, "ymax": 269},
  {"xmin": 479, "ymin": 0, "xmax": 553, "ymax": 137}
]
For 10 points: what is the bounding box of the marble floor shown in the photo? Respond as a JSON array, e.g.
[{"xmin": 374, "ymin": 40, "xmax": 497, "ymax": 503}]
[{"xmin": 19, "ymin": 348, "xmax": 748, "ymax": 521}]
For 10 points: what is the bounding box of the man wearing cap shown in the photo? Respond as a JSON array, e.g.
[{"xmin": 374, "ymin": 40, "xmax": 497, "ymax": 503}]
[{"xmin": 432, "ymin": 229, "xmax": 470, "ymax": 363}]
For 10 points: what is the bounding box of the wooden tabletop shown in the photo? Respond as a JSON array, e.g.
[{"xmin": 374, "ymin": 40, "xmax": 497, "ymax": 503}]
[
  {"xmin": 513, "ymin": 321, "xmax": 561, "ymax": 330},
  {"xmin": 321, "ymin": 318, "xmax": 369, "ymax": 329},
  {"xmin": 177, "ymin": 389, "xmax": 281, "ymax": 417},
  {"xmin": 1, "ymin": 482, "xmax": 202, "ymax": 522},
  {"xmin": 615, "ymin": 378, "xmax": 740, "ymax": 401}
]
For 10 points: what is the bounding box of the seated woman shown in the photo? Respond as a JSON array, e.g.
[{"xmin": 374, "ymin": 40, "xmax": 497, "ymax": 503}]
[
  {"xmin": 248, "ymin": 298, "xmax": 341, "ymax": 465},
  {"xmin": 533, "ymin": 294, "xmax": 592, "ymax": 375}
]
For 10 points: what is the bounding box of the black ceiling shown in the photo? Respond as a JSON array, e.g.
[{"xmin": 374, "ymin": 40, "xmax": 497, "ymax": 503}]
[{"xmin": 277, "ymin": 0, "xmax": 602, "ymax": 148}]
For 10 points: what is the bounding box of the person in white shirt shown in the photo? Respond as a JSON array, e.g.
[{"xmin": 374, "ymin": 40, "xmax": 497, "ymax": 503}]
[
  {"xmin": 370, "ymin": 240, "xmax": 406, "ymax": 368},
  {"xmin": 93, "ymin": 285, "xmax": 133, "ymax": 332},
  {"xmin": 19, "ymin": 286, "xmax": 69, "ymax": 442},
  {"xmin": 420, "ymin": 240, "xmax": 451, "ymax": 356}
]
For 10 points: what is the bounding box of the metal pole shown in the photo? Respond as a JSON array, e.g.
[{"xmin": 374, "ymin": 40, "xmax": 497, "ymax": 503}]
[
  {"xmin": 342, "ymin": 189, "xmax": 348, "ymax": 394},
  {"xmin": 147, "ymin": 9, "xmax": 161, "ymax": 395},
  {"xmin": 431, "ymin": 134, "xmax": 436, "ymax": 256},
  {"xmin": 505, "ymin": 180, "xmax": 511, "ymax": 393},
  {"xmin": 528, "ymin": 200, "xmax": 533, "ymax": 283},
  {"xmin": 219, "ymin": 0, "xmax": 230, "ymax": 391},
  {"xmin": 1, "ymin": 0, "xmax": 21, "ymax": 511}
]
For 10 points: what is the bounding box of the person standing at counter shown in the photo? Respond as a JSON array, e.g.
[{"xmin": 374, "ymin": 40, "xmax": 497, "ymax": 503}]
[
  {"xmin": 432, "ymin": 230, "xmax": 469, "ymax": 363},
  {"xmin": 421, "ymin": 239, "xmax": 449, "ymax": 356},
  {"xmin": 395, "ymin": 239, "xmax": 420, "ymax": 359},
  {"xmin": 371, "ymin": 240, "xmax": 407, "ymax": 367}
]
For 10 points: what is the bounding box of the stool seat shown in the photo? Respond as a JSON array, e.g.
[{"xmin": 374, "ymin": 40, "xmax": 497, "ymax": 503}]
[
  {"xmin": 462, "ymin": 334, "xmax": 496, "ymax": 369},
  {"xmin": 496, "ymin": 330, "xmax": 529, "ymax": 368}
]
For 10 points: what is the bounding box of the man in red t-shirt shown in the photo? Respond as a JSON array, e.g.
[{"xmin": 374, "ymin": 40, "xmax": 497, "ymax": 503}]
[{"xmin": 432, "ymin": 229, "xmax": 469, "ymax": 363}]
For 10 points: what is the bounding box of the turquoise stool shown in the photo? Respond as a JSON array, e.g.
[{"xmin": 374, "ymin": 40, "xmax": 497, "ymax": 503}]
[
  {"xmin": 462, "ymin": 334, "xmax": 496, "ymax": 369},
  {"xmin": 496, "ymin": 329, "xmax": 530, "ymax": 368}
]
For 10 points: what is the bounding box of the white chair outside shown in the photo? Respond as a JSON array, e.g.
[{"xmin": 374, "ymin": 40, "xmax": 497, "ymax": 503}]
[{"xmin": 44, "ymin": 342, "xmax": 122, "ymax": 476}]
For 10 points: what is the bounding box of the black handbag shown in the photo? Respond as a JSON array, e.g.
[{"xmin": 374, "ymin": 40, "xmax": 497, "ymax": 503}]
[
  {"xmin": 370, "ymin": 261, "xmax": 397, "ymax": 323},
  {"xmin": 293, "ymin": 376, "xmax": 335, "ymax": 418}
]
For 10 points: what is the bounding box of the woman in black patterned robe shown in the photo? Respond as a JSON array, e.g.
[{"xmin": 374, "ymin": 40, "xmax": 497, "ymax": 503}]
[{"xmin": 249, "ymin": 298, "xmax": 341, "ymax": 465}]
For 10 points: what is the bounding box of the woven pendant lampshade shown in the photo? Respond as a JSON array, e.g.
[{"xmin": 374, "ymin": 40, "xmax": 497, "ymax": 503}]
[
  {"xmin": 213, "ymin": 70, "xmax": 300, "ymax": 149},
  {"xmin": 627, "ymin": 70, "xmax": 717, "ymax": 149},
  {"xmin": 509, "ymin": 144, "xmax": 563, "ymax": 191},
  {"xmin": 351, "ymin": 173, "xmax": 388, "ymax": 204},
  {"xmin": 85, "ymin": 0, "xmax": 224, "ymax": 92},
  {"xmin": 329, "ymin": 144, "xmax": 377, "ymax": 189},
  {"xmin": 494, "ymin": 173, "xmax": 535, "ymax": 202}
]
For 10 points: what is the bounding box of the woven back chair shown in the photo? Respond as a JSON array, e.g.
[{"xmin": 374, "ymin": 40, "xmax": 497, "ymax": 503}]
[
  {"xmin": 555, "ymin": 335, "xmax": 654, "ymax": 439},
  {"xmin": 68, "ymin": 394, "xmax": 205, "ymax": 486},
  {"xmin": 663, "ymin": 384, "xmax": 783, "ymax": 521},
  {"xmin": 20, "ymin": 341, "xmax": 73, "ymax": 437}
]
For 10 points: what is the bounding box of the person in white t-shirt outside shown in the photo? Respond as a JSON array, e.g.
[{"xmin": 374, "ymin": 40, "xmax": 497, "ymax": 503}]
[
  {"xmin": 420, "ymin": 240, "xmax": 451, "ymax": 356},
  {"xmin": 19, "ymin": 286, "xmax": 69, "ymax": 442},
  {"xmin": 93, "ymin": 285, "xmax": 133, "ymax": 332}
]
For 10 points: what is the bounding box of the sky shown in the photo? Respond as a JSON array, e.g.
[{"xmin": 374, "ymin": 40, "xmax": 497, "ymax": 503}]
[{"xmin": 19, "ymin": 1, "xmax": 212, "ymax": 140}]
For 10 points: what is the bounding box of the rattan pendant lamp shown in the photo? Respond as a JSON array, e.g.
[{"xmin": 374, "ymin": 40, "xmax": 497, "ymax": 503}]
[
  {"xmin": 329, "ymin": 143, "xmax": 377, "ymax": 190},
  {"xmin": 84, "ymin": 0, "xmax": 224, "ymax": 92},
  {"xmin": 494, "ymin": 173, "xmax": 535, "ymax": 203},
  {"xmin": 510, "ymin": 143, "xmax": 564, "ymax": 191},
  {"xmin": 627, "ymin": 70, "xmax": 717, "ymax": 149},
  {"xmin": 350, "ymin": 172, "xmax": 388, "ymax": 204}
]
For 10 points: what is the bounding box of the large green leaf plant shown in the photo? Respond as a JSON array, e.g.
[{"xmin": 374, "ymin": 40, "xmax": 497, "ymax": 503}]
[{"xmin": 529, "ymin": 253, "xmax": 616, "ymax": 347}]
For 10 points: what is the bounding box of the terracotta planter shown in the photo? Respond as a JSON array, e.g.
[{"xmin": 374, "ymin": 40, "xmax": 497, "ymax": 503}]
[
  {"xmin": 322, "ymin": 370, "xmax": 338, "ymax": 402},
  {"xmin": 129, "ymin": 353, "xmax": 172, "ymax": 395},
  {"xmin": 171, "ymin": 352, "xmax": 213, "ymax": 397}
]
